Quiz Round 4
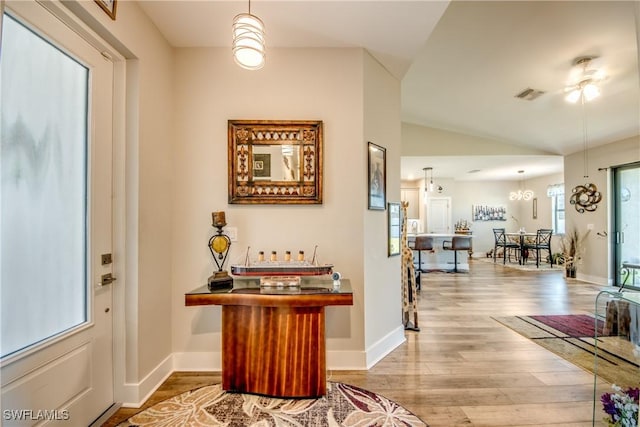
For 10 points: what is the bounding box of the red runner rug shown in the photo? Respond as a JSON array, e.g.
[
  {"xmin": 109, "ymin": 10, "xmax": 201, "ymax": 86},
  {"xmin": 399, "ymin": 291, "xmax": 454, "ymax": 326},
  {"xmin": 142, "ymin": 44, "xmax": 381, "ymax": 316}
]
[{"xmin": 529, "ymin": 314, "xmax": 605, "ymax": 337}]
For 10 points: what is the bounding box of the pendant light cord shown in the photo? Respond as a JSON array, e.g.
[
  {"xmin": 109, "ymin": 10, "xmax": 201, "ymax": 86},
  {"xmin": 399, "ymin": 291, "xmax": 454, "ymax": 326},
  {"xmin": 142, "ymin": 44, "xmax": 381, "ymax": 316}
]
[{"xmin": 581, "ymin": 92, "xmax": 589, "ymax": 179}]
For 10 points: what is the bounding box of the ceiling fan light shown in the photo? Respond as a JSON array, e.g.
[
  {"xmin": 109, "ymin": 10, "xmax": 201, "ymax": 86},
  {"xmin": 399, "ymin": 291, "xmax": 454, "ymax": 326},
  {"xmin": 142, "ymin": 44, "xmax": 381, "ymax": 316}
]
[
  {"xmin": 583, "ymin": 83, "xmax": 600, "ymax": 101},
  {"xmin": 565, "ymin": 89, "xmax": 581, "ymax": 103},
  {"xmin": 232, "ymin": 13, "xmax": 266, "ymax": 70}
]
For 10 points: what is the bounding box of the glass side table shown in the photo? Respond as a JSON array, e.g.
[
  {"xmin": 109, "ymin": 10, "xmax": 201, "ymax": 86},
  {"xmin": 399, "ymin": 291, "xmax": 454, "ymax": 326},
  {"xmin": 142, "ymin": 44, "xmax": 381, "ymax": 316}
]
[{"xmin": 592, "ymin": 289, "xmax": 640, "ymax": 426}]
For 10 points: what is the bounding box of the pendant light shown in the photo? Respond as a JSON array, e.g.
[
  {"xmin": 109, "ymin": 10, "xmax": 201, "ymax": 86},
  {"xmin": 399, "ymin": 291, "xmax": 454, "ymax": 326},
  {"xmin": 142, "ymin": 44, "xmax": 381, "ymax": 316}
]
[
  {"xmin": 423, "ymin": 167, "xmax": 434, "ymax": 194},
  {"xmin": 232, "ymin": 0, "xmax": 266, "ymax": 70}
]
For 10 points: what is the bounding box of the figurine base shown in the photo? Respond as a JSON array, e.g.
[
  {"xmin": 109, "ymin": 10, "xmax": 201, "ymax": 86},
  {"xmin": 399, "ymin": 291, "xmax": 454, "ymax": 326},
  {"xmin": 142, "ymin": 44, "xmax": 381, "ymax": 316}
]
[{"xmin": 208, "ymin": 273, "xmax": 233, "ymax": 291}]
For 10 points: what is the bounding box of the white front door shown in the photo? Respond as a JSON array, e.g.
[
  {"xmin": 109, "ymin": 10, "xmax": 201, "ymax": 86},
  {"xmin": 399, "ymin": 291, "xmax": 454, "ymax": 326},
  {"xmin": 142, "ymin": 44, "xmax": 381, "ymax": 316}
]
[
  {"xmin": 1, "ymin": 2, "xmax": 114, "ymax": 425},
  {"xmin": 426, "ymin": 197, "xmax": 452, "ymax": 234}
]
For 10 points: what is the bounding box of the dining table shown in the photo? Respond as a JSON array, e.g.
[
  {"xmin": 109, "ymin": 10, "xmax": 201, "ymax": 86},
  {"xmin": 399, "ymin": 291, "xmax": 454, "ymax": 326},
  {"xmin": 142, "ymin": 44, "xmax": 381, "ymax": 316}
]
[{"xmin": 505, "ymin": 231, "xmax": 537, "ymax": 264}]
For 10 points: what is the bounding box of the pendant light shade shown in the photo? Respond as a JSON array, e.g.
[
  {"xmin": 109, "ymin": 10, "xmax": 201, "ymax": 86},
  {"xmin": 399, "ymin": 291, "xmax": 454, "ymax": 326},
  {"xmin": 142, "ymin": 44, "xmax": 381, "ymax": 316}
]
[{"xmin": 232, "ymin": 11, "xmax": 265, "ymax": 70}]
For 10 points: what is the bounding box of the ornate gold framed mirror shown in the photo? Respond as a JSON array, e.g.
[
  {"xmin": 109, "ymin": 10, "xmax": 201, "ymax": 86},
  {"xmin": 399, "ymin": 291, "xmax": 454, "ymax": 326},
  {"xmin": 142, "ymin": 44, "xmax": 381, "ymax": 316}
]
[{"xmin": 228, "ymin": 120, "xmax": 323, "ymax": 204}]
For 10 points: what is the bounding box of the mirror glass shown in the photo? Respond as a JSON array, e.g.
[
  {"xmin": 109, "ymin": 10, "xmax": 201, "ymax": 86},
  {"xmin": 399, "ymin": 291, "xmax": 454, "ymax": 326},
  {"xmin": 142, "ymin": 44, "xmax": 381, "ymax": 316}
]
[{"xmin": 252, "ymin": 145, "xmax": 301, "ymax": 182}]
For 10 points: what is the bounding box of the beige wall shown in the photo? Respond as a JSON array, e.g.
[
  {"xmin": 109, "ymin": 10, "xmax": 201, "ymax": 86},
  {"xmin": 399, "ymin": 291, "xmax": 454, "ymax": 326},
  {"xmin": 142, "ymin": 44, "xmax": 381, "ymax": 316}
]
[
  {"xmin": 65, "ymin": 0, "xmax": 175, "ymax": 402},
  {"xmin": 170, "ymin": 47, "xmax": 403, "ymax": 370},
  {"xmin": 402, "ymin": 122, "xmax": 557, "ymax": 156},
  {"xmin": 363, "ymin": 51, "xmax": 404, "ymax": 364},
  {"xmin": 564, "ymin": 136, "xmax": 640, "ymax": 283}
]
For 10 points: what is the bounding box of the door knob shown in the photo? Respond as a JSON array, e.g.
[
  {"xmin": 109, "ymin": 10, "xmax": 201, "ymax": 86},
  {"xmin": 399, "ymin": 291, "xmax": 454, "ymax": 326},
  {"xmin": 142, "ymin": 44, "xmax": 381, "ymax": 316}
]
[{"xmin": 100, "ymin": 273, "xmax": 116, "ymax": 286}]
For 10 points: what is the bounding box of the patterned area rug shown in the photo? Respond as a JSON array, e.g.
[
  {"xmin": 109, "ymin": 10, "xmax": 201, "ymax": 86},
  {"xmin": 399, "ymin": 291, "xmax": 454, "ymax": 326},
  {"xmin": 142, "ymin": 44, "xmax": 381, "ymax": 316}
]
[
  {"xmin": 117, "ymin": 382, "xmax": 427, "ymax": 427},
  {"xmin": 493, "ymin": 315, "xmax": 640, "ymax": 387}
]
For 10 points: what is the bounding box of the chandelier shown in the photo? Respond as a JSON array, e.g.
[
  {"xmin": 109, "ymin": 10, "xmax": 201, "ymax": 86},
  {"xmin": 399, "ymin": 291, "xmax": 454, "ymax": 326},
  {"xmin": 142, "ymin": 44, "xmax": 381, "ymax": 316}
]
[
  {"xmin": 509, "ymin": 170, "xmax": 534, "ymax": 201},
  {"xmin": 232, "ymin": 0, "xmax": 266, "ymax": 70}
]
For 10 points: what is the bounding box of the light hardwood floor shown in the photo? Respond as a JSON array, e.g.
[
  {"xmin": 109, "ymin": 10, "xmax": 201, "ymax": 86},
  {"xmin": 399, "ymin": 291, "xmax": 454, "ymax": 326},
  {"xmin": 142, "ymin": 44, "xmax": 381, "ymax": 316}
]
[{"xmin": 104, "ymin": 261, "xmax": 614, "ymax": 426}]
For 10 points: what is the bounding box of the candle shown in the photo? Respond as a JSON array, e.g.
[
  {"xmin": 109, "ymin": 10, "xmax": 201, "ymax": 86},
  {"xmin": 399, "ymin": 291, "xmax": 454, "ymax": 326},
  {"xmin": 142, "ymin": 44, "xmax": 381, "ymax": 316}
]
[{"xmin": 212, "ymin": 211, "xmax": 226, "ymax": 227}]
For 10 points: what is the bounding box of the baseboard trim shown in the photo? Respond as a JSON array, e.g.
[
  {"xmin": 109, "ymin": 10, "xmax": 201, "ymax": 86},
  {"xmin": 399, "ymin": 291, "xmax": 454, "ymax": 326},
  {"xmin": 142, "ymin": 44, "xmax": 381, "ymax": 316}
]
[
  {"xmin": 119, "ymin": 354, "xmax": 173, "ymax": 407},
  {"xmin": 365, "ymin": 325, "xmax": 406, "ymax": 369}
]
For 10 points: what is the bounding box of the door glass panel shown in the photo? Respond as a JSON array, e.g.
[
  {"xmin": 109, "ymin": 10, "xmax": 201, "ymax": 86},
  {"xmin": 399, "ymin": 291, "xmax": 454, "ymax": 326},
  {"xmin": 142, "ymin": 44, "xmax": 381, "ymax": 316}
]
[
  {"xmin": 614, "ymin": 163, "xmax": 640, "ymax": 290},
  {"xmin": 1, "ymin": 13, "xmax": 88, "ymax": 358}
]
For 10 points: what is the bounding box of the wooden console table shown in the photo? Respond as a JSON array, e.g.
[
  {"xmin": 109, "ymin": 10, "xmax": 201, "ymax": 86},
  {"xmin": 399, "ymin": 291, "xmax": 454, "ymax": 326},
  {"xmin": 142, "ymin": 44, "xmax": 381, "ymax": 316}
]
[{"xmin": 185, "ymin": 277, "xmax": 353, "ymax": 398}]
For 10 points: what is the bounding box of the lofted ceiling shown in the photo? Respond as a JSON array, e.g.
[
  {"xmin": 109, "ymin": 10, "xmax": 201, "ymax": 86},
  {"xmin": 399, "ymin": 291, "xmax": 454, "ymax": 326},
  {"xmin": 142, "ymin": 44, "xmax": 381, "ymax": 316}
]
[{"xmin": 137, "ymin": 0, "xmax": 640, "ymax": 182}]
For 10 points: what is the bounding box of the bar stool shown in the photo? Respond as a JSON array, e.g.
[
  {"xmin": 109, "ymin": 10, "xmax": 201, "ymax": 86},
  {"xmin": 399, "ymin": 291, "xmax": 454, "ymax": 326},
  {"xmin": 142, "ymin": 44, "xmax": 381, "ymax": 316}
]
[
  {"xmin": 442, "ymin": 236, "xmax": 472, "ymax": 273},
  {"xmin": 412, "ymin": 236, "xmax": 433, "ymax": 289}
]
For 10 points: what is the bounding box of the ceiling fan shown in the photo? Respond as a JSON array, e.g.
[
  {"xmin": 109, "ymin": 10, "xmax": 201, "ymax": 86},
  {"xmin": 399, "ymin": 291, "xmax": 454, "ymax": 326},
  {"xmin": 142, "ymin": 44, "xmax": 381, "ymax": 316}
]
[{"xmin": 563, "ymin": 56, "xmax": 606, "ymax": 103}]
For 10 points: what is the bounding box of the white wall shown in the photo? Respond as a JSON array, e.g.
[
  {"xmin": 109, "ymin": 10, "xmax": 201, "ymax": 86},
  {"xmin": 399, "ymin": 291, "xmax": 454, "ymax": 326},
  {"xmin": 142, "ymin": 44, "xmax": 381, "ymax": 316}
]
[{"xmin": 171, "ymin": 47, "xmax": 402, "ymax": 370}]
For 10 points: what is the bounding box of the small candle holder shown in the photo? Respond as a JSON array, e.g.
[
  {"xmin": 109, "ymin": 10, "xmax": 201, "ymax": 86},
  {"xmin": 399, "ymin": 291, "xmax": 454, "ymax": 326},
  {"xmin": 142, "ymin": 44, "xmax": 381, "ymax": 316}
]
[{"xmin": 207, "ymin": 211, "xmax": 233, "ymax": 290}]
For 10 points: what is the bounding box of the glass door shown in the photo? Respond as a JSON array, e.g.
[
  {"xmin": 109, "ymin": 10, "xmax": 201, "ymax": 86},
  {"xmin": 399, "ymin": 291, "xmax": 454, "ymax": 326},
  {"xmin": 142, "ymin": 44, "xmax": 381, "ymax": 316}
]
[
  {"xmin": 613, "ymin": 162, "xmax": 640, "ymax": 290},
  {"xmin": 1, "ymin": 2, "xmax": 115, "ymax": 424}
]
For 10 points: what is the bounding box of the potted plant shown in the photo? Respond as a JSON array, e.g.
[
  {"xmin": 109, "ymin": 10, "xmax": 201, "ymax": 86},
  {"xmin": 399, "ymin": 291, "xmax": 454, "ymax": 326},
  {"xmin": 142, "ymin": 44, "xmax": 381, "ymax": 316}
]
[{"xmin": 560, "ymin": 227, "xmax": 590, "ymax": 278}]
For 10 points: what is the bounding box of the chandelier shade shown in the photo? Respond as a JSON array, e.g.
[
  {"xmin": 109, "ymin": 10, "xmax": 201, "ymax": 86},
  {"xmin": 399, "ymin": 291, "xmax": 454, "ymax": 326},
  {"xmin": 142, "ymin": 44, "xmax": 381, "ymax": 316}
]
[{"xmin": 232, "ymin": 12, "xmax": 266, "ymax": 70}]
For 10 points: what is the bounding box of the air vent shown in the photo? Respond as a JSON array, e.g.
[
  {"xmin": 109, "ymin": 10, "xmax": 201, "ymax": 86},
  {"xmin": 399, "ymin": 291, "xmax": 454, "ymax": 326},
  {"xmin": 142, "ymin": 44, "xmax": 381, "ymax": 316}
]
[{"xmin": 515, "ymin": 87, "xmax": 545, "ymax": 101}]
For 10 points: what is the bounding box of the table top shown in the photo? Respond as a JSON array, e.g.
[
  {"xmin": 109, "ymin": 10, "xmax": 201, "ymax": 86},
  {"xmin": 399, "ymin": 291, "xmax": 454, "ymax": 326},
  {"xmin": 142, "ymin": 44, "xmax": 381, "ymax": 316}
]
[
  {"xmin": 185, "ymin": 276, "xmax": 353, "ymax": 307},
  {"xmin": 505, "ymin": 232, "xmax": 537, "ymax": 236},
  {"xmin": 409, "ymin": 233, "xmax": 473, "ymax": 238}
]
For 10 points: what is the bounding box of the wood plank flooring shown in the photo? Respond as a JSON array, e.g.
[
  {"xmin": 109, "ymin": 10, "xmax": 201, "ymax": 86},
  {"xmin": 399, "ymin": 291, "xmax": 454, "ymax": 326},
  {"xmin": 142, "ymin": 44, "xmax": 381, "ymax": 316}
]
[{"xmin": 103, "ymin": 261, "xmax": 615, "ymax": 426}]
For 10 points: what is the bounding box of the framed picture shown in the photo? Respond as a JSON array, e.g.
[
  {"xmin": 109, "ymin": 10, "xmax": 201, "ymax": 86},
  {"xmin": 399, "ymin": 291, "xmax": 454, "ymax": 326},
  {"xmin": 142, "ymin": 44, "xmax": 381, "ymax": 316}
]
[
  {"xmin": 252, "ymin": 153, "xmax": 271, "ymax": 179},
  {"xmin": 367, "ymin": 142, "xmax": 386, "ymax": 210},
  {"xmin": 532, "ymin": 198, "xmax": 538, "ymax": 219},
  {"xmin": 388, "ymin": 202, "xmax": 401, "ymax": 256},
  {"xmin": 472, "ymin": 205, "xmax": 506, "ymax": 221},
  {"xmin": 95, "ymin": 0, "xmax": 117, "ymax": 20}
]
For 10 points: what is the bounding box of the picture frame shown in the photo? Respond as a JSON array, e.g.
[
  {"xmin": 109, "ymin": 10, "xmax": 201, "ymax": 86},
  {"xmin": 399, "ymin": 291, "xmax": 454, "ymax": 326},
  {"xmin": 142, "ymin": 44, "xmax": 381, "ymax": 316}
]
[
  {"xmin": 228, "ymin": 120, "xmax": 323, "ymax": 204},
  {"xmin": 532, "ymin": 197, "xmax": 538, "ymax": 219},
  {"xmin": 472, "ymin": 205, "xmax": 507, "ymax": 221},
  {"xmin": 388, "ymin": 202, "xmax": 401, "ymax": 256},
  {"xmin": 367, "ymin": 142, "xmax": 386, "ymax": 210},
  {"xmin": 95, "ymin": 0, "xmax": 117, "ymax": 20}
]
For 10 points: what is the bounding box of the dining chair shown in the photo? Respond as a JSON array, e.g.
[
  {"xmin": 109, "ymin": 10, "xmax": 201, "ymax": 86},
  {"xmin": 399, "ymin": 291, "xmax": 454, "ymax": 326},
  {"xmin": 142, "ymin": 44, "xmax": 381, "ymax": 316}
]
[
  {"xmin": 492, "ymin": 228, "xmax": 520, "ymax": 264},
  {"xmin": 524, "ymin": 229, "xmax": 554, "ymax": 268}
]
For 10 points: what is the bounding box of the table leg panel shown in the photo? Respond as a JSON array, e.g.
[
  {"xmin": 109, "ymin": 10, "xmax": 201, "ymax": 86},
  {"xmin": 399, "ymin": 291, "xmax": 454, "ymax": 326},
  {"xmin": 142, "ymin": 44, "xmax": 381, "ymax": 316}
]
[{"xmin": 222, "ymin": 305, "xmax": 326, "ymax": 398}]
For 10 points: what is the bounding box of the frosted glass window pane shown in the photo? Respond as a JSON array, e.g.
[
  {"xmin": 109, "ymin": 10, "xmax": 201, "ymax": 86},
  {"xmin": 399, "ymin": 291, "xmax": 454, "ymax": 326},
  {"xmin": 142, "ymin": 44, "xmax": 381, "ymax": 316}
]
[{"xmin": 1, "ymin": 13, "xmax": 88, "ymax": 358}]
